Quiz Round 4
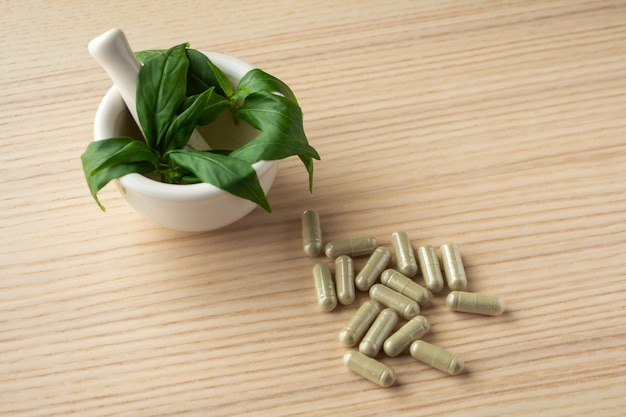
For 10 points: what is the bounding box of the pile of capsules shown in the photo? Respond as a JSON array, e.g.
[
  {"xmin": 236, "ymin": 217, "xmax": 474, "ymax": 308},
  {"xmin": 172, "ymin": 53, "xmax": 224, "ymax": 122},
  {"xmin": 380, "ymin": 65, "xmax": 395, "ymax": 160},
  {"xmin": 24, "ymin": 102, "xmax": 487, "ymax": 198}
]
[{"xmin": 302, "ymin": 209, "xmax": 505, "ymax": 387}]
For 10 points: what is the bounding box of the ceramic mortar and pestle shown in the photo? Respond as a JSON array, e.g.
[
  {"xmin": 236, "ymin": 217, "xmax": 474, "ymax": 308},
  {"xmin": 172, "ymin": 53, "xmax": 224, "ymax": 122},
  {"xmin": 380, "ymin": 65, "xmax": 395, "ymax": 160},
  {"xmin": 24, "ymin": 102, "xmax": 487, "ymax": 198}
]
[{"xmin": 88, "ymin": 28, "xmax": 278, "ymax": 232}]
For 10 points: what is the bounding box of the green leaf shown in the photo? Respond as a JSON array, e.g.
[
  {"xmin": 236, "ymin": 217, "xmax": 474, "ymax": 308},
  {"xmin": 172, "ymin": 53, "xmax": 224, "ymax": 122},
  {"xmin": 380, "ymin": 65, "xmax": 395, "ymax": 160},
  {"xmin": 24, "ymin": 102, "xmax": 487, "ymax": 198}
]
[
  {"xmin": 82, "ymin": 137, "xmax": 159, "ymax": 175},
  {"xmin": 86, "ymin": 162, "xmax": 156, "ymax": 211},
  {"xmin": 206, "ymin": 59, "xmax": 234, "ymax": 98},
  {"xmin": 235, "ymin": 91, "xmax": 306, "ymax": 137},
  {"xmin": 134, "ymin": 49, "xmax": 165, "ymax": 64},
  {"xmin": 229, "ymin": 129, "xmax": 318, "ymax": 164},
  {"xmin": 179, "ymin": 88, "xmax": 230, "ymax": 127},
  {"xmin": 168, "ymin": 149, "xmax": 271, "ymax": 212},
  {"xmin": 233, "ymin": 69, "xmax": 298, "ymax": 104},
  {"xmin": 136, "ymin": 43, "xmax": 189, "ymax": 151},
  {"xmin": 231, "ymin": 91, "xmax": 319, "ymax": 189},
  {"xmin": 81, "ymin": 138, "xmax": 159, "ymax": 210},
  {"xmin": 165, "ymin": 87, "xmax": 221, "ymax": 151},
  {"xmin": 186, "ymin": 49, "xmax": 227, "ymax": 97},
  {"xmin": 299, "ymin": 154, "xmax": 315, "ymax": 192}
]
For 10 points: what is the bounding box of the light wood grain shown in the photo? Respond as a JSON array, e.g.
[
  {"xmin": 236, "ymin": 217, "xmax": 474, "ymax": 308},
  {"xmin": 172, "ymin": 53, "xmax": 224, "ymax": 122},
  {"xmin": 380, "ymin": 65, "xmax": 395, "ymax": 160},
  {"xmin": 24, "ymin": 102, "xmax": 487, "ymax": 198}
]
[{"xmin": 1, "ymin": 1, "xmax": 625, "ymax": 416}]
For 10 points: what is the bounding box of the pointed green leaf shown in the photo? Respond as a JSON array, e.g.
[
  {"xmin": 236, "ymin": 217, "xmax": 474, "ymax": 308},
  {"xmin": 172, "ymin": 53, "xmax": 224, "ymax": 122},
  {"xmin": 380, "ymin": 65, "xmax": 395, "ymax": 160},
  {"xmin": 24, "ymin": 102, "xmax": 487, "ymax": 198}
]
[
  {"xmin": 233, "ymin": 69, "xmax": 298, "ymax": 104},
  {"xmin": 81, "ymin": 138, "xmax": 158, "ymax": 211},
  {"xmin": 166, "ymin": 87, "xmax": 226, "ymax": 151},
  {"xmin": 179, "ymin": 88, "xmax": 230, "ymax": 127},
  {"xmin": 206, "ymin": 59, "xmax": 233, "ymax": 98},
  {"xmin": 82, "ymin": 137, "xmax": 159, "ymax": 176},
  {"xmin": 186, "ymin": 49, "xmax": 227, "ymax": 97},
  {"xmin": 230, "ymin": 130, "xmax": 318, "ymax": 191},
  {"xmin": 85, "ymin": 162, "xmax": 156, "ymax": 211},
  {"xmin": 299, "ymin": 154, "xmax": 315, "ymax": 192},
  {"xmin": 231, "ymin": 91, "xmax": 319, "ymax": 188},
  {"xmin": 235, "ymin": 91, "xmax": 306, "ymax": 137},
  {"xmin": 229, "ymin": 130, "xmax": 318, "ymax": 163},
  {"xmin": 168, "ymin": 149, "xmax": 271, "ymax": 212},
  {"xmin": 136, "ymin": 43, "xmax": 189, "ymax": 150}
]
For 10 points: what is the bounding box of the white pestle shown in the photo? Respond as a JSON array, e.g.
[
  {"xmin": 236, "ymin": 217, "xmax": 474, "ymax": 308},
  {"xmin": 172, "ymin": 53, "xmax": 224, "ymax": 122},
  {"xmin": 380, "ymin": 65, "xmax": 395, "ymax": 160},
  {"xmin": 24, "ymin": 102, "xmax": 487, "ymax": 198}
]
[{"xmin": 88, "ymin": 28, "xmax": 210, "ymax": 150}]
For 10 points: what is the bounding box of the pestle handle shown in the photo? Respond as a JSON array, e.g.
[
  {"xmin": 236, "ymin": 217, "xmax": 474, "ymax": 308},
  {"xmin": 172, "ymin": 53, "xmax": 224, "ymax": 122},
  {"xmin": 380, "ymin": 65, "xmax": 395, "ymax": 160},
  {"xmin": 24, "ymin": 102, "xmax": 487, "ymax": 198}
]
[
  {"xmin": 88, "ymin": 28, "xmax": 143, "ymax": 130},
  {"xmin": 88, "ymin": 28, "xmax": 210, "ymax": 150}
]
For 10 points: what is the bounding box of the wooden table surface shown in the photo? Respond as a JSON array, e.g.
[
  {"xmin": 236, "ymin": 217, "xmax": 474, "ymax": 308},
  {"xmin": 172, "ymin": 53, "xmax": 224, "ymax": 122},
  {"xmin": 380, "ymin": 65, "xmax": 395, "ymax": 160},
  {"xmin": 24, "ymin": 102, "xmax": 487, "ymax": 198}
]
[{"xmin": 2, "ymin": 1, "xmax": 625, "ymax": 416}]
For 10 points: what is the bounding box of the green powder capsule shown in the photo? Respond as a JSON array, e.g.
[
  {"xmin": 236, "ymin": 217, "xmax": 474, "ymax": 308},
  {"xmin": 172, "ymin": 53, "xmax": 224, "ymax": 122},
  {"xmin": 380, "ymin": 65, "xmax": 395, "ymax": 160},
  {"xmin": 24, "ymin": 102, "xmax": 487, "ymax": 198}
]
[
  {"xmin": 325, "ymin": 236, "xmax": 377, "ymax": 259},
  {"xmin": 446, "ymin": 291, "xmax": 505, "ymax": 316},
  {"xmin": 383, "ymin": 315, "xmax": 430, "ymax": 357},
  {"xmin": 339, "ymin": 300, "xmax": 382, "ymax": 347},
  {"xmin": 409, "ymin": 340, "xmax": 464, "ymax": 375},
  {"xmin": 335, "ymin": 255, "xmax": 355, "ymax": 305},
  {"xmin": 380, "ymin": 269, "xmax": 431, "ymax": 305},
  {"xmin": 359, "ymin": 308, "xmax": 398, "ymax": 357},
  {"xmin": 369, "ymin": 283, "xmax": 419, "ymax": 320},
  {"xmin": 312, "ymin": 263, "xmax": 336, "ymax": 312},
  {"xmin": 355, "ymin": 247, "xmax": 392, "ymax": 291},
  {"xmin": 301, "ymin": 209, "xmax": 322, "ymax": 257},
  {"xmin": 343, "ymin": 350, "xmax": 396, "ymax": 387},
  {"xmin": 417, "ymin": 245, "xmax": 444, "ymax": 293},
  {"xmin": 440, "ymin": 243, "xmax": 468, "ymax": 291},
  {"xmin": 391, "ymin": 231, "xmax": 418, "ymax": 277}
]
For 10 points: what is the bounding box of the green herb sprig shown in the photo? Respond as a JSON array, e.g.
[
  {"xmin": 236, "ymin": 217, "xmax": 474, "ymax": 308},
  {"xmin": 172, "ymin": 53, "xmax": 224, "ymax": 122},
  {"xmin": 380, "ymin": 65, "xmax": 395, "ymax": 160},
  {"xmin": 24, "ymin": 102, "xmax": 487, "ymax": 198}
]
[{"xmin": 81, "ymin": 43, "xmax": 319, "ymax": 212}]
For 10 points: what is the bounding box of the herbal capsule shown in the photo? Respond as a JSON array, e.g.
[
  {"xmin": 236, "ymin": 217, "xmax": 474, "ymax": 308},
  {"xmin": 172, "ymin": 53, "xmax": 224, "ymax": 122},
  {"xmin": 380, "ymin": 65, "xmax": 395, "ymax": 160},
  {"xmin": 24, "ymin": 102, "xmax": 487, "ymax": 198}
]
[
  {"xmin": 339, "ymin": 300, "xmax": 382, "ymax": 347},
  {"xmin": 409, "ymin": 340, "xmax": 464, "ymax": 375},
  {"xmin": 380, "ymin": 269, "xmax": 430, "ymax": 305},
  {"xmin": 301, "ymin": 209, "xmax": 322, "ymax": 257},
  {"xmin": 440, "ymin": 243, "xmax": 468, "ymax": 291},
  {"xmin": 359, "ymin": 308, "xmax": 398, "ymax": 357},
  {"xmin": 391, "ymin": 231, "xmax": 417, "ymax": 277},
  {"xmin": 325, "ymin": 236, "xmax": 377, "ymax": 259},
  {"xmin": 335, "ymin": 255, "xmax": 355, "ymax": 305},
  {"xmin": 343, "ymin": 350, "xmax": 396, "ymax": 387},
  {"xmin": 369, "ymin": 284, "xmax": 419, "ymax": 320},
  {"xmin": 312, "ymin": 263, "xmax": 336, "ymax": 312},
  {"xmin": 383, "ymin": 315, "xmax": 430, "ymax": 357},
  {"xmin": 417, "ymin": 245, "xmax": 444, "ymax": 293},
  {"xmin": 446, "ymin": 291, "xmax": 505, "ymax": 316},
  {"xmin": 355, "ymin": 247, "xmax": 392, "ymax": 291}
]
